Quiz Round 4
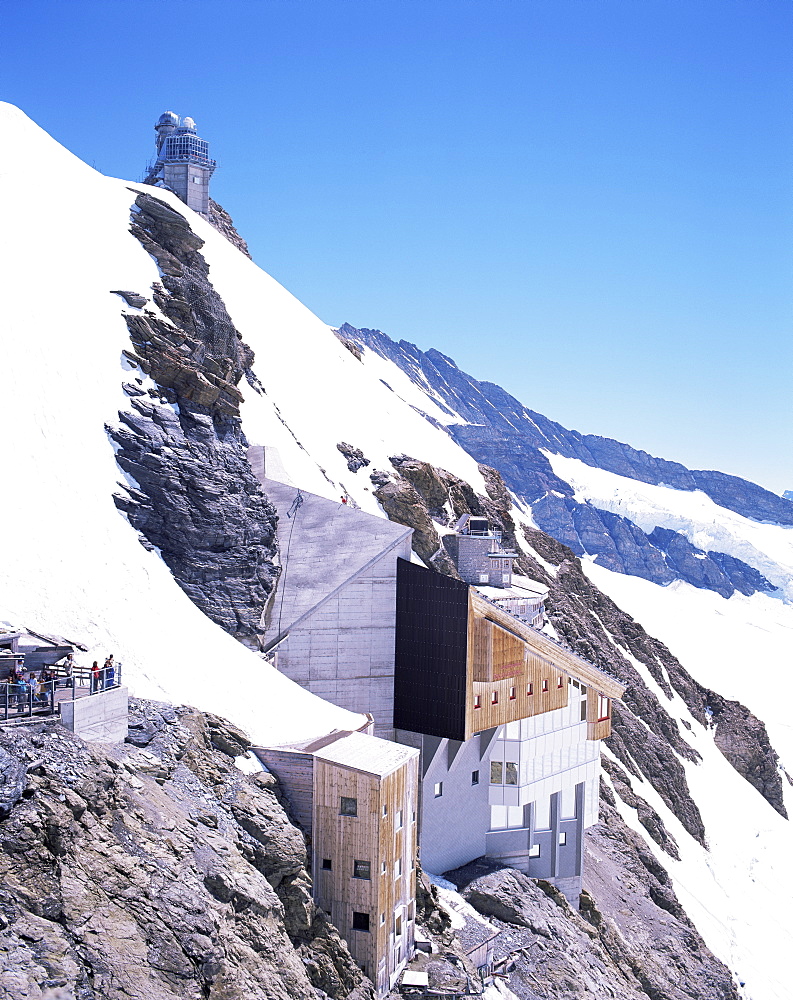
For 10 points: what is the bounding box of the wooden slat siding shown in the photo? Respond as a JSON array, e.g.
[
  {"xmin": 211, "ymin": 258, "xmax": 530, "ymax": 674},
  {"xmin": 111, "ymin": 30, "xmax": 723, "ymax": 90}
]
[
  {"xmin": 471, "ymin": 617, "xmax": 492, "ymax": 682},
  {"xmin": 470, "ymin": 591, "xmax": 625, "ymax": 700},
  {"xmin": 313, "ymin": 752, "xmax": 418, "ymax": 990},
  {"xmin": 254, "ymin": 750, "xmax": 314, "ymax": 834},
  {"xmin": 587, "ymin": 689, "xmax": 612, "ymax": 741},
  {"xmin": 468, "ymin": 651, "xmax": 568, "ymax": 738}
]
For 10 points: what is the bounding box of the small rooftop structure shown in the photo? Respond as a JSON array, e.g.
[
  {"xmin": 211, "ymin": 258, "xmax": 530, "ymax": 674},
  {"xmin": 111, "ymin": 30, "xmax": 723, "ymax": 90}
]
[{"xmin": 444, "ymin": 514, "xmax": 519, "ymax": 589}]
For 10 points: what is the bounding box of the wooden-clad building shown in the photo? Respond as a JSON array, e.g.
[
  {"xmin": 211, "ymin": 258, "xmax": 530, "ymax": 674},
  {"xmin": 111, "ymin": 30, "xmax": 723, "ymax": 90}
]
[{"xmin": 256, "ymin": 731, "xmax": 420, "ymax": 997}]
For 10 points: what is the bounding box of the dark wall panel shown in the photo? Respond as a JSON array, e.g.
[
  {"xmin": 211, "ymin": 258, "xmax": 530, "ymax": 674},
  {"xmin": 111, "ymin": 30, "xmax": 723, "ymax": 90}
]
[{"xmin": 394, "ymin": 559, "xmax": 469, "ymax": 740}]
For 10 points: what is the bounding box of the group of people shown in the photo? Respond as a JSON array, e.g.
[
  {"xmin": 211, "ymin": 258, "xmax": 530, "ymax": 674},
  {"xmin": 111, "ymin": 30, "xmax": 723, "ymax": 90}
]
[{"xmin": 3, "ymin": 653, "xmax": 118, "ymax": 711}]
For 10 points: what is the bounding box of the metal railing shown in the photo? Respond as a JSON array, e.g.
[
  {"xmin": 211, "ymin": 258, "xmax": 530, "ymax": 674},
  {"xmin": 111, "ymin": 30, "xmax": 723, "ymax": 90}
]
[{"xmin": 1, "ymin": 664, "xmax": 122, "ymax": 723}]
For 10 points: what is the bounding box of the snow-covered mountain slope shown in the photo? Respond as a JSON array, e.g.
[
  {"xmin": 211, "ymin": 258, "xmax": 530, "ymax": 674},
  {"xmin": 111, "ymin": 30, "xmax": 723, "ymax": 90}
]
[
  {"xmin": 2, "ymin": 103, "xmax": 793, "ymax": 999},
  {"xmin": 0, "ymin": 102, "xmax": 366, "ymax": 746}
]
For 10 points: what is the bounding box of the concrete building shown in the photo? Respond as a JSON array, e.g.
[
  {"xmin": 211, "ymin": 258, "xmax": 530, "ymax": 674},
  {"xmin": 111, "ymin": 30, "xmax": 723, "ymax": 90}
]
[
  {"xmin": 256, "ymin": 731, "xmax": 419, "ymax": 996},
  {"xmin": 250, "ymin": 448, "xmax": 412, "ymax": 739},
  {"xmin": 443, "ymin": 513, "xmax": 518, "ymax": 588},
  {"xmin": 252, "ymin": 466, "xmax": 624, "ymax": 905},
  {"xmin": 144, "ymin": 111, "xmax": 216, "ymax": 217}
]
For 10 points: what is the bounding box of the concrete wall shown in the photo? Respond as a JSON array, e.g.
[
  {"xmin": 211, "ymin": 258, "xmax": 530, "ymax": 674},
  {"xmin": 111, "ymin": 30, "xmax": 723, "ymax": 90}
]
[
  {"xmin": 60, "ymin": 686, "xmax": 128, "ymax": 743},
  {"xmin": 163, "ymin": 162, "xmax": 211, "ymax": 216},
  {"xmin": 276, "ymin": 541, "xmax": 412, "ymax": 739}
]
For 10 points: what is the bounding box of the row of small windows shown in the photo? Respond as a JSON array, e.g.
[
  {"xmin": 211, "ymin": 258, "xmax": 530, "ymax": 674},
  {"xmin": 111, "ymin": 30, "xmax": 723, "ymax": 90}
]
[
  {"xmin": 472, "ymin": 677, "xmax": 563, "ymax": 709},
  {"xmin": 340, "ymin": 797, "xmax": 415, "ymax": 824}
]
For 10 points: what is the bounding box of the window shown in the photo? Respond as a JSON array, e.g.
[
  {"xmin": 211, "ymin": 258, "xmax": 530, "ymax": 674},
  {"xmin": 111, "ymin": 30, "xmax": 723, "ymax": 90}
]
[
  {"xmin": 559, "ymin": 832, "xmax": 567, "ymax": 845},
  {"xmin": 490, "ymin": 761, "xmax": 503, "ymax": 784},
  {"xmin": 353, "ymin": 860, "xmax": 371, "ymax": 880},
  {"xmin": 505, "ymin": 762, "xmax": 518, "ymax": 786},
  {"xmin": 380, "ymin": 912, "xmax": 385, "ymax": 926},
  {"xmin": 471, "ymin": 770, "xmax": 480, "ymax": 785},
  {"xmin": 382, "ymin": 804, "xmax": 388, "ymax": 818},
  {"xmin": 528, "ymin": 844, "xmax": 541, "ymax": 858},
  {"xmin": 321, "ymin": 858, "xmax": 332, "ymax": 871},
  {"xmin": 381, "ymin": 860, "xmax": 387, "ymax": 874},
  {"xmin": 479, "ymin": 573, "xmax": 489, "ymax": 583},
  {"xmin": 340, "ymin": 796, "xmax": 357, "ymax": 816},
  {"xmin": 557, "ymin": 676, "xmax": 564, "ymax": 688},
  {"xmin": 395, "ymin": 914, "xmax": 403, "ymax": 937},
  {"xmin": 542, "ymin": 679, "xmax": 549, "ymax": 693},
  {"xmin": 352, "ymin": 911, "xmax": 370, "ymax": 932},
  {"xmin": 527, "ymin": 682, "xmax": 533, "ymax": 696},
  {"xmin": 473, "ymin": 694, "xmax": 482, "ymax": 709},
  {"xmin": 491, "ymin": 691, "xmax": 498, "ymax": 705},
  {"xmin": 412, "ymin": 810, "xmax": 416, "ymax": 823},
  {"xmin": 434, "ymin": 782, "xmax": 443, "ymax": 798},
  {"xmin": 502, "ymin": 573, "xmax": 511, "ymax": 583},
  {"xmin": 395, "ymin": 810, "xmax": 403, "ymax": 830},
  {"xmin": 581, "ymin": 699, "xmax": 588, "ymax": 722},
  {"xmin": 395, "ymin": 858, "xmax": 402, "ymax": 878},
  {"xmin": 598, "ymin": 694, "xmax": 611, "ymax": 722},
  {"xmin": 509, "ymin": 686, "xmax": 516, "ymax": 700}
]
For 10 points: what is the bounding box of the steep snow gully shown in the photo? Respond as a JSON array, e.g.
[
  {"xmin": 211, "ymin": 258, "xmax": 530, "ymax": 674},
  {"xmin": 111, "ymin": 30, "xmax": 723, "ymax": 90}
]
[{"xmin": 1, "ymin": 103, "xmax": 792, "ymax": 1000}]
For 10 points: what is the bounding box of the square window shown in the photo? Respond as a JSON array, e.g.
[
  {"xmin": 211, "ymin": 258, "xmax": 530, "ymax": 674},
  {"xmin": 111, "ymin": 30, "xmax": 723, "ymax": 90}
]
[
  {"xmin": 352, "ymin": 911, "xmax": 370, "ymax": 932},
  {"xmin": 434, "ymin": 782, "xmax": 443, "ymax": 798},
  {"xmin": 340, "ymin": 796, "xmax": 357, "ymax": 816},
  {"xmin": 490, "ymin": 761, "xmax": 503, "ymax": 784},
  {"xmin": 353, "ymin": 860, "xmax": 371, "ymax": 880},
  {"xmin": 471, "ymin": 769, "xmax": 480, "ymax": 785},
  {"xmin": 559, "ymin": 832, "xmax": 567, "ymax": 845},
  {"xmin": 528, "ymin": 844, "xmax": 540, "ymax": 858},
  {"xmin": 479, "ymin": 573, "xmax": 489, "ymax": 583},
  {"xmin": 321, "ymin": 858, "xmax": 332, "ymax": 871}
]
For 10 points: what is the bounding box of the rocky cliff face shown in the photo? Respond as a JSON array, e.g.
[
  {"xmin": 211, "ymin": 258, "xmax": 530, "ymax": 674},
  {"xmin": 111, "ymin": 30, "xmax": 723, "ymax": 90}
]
[
  {"xmin": 341, "ymin": 323, "xmax": 784, "ymax": 598},
  {"xmin": 207, "ymin": 199, "xmax": 253, "ymax": 260},
  {"xmin": 0, "ymin": 701, "xmax": 373, "ymax": 1000},
  {"xmin": 109, "ymin": 192, "xmax": 279, "ymax": 641}
]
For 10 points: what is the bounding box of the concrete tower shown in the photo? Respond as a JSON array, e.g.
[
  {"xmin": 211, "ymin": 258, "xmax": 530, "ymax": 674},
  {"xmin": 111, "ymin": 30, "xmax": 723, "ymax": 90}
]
[{"xmin": 145, "ymin": 111, "xmax": 216, "ymax": 217}]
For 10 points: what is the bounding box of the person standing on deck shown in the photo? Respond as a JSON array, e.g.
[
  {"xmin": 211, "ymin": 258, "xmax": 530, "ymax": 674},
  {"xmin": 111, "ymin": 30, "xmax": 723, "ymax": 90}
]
[{"xmin": 91, "ymin": 661, "xmax": 100, "ymax": 694}]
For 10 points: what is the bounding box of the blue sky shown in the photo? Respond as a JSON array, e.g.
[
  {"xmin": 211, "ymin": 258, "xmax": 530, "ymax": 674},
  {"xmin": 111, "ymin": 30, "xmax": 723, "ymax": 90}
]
[{"xmin": 3, "ymin": 0, "xmax": 791, "ymax": 493}]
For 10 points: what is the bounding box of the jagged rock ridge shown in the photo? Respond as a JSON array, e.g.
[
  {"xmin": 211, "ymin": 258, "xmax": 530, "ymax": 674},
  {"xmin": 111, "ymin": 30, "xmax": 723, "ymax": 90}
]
[
  {"xmin": 109, "ymin": 192, "xmax": 279, "ymax": 640},
  {"xmin": 340, "ymin": 323, "xmax": 782, "ymax": 598}
]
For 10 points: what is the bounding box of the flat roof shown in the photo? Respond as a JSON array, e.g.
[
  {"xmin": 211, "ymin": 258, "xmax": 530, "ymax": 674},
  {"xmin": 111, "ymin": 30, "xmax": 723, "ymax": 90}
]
[{"xmin": 260, "ymin": 729, "xmax": 419, "ymax": 778}]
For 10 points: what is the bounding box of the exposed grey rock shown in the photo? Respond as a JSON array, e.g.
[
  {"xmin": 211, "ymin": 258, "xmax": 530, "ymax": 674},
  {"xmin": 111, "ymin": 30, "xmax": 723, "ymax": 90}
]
[
  {"xmin": 109, "ymin": 192, "xmax": 279, "ymax": 639},
  {"xmin": 110, "ymin": 290, "xmax": 147, "ymax": 308},
  {"xmin": 444, "ymin": 843, "xmax": 739, "ymax": 1000},
  {"xmin": 207, "ymin": 198, "xmax": 253, "ymax": 259},
  {"xmin": 0, "ymin": 701, "xmax": 372, "ymax": 1000},
  {"xmin": 336, "ymin": 443, "xmax": 370, "ymax": 474}
]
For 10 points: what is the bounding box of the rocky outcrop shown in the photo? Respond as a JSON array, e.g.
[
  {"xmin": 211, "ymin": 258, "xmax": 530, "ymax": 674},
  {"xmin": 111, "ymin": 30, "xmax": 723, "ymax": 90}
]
[
  {"xmin": 0, "ymin": 701, "xmax": 373, "ymax": 1000},
  {"xmin": 336, "ymin": 443, "xmax": 370, "ymax": 474},
  {"xmin": 208, "ymin": 199, "xmax": 252, "ymax": 259},
  {"xmin": 110, "ymin": 192, "xmax": 279, "ymax": 640},
  {"xmin": 445, "ymin": 838, "xmax": 739, "ymax": 1000}
]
